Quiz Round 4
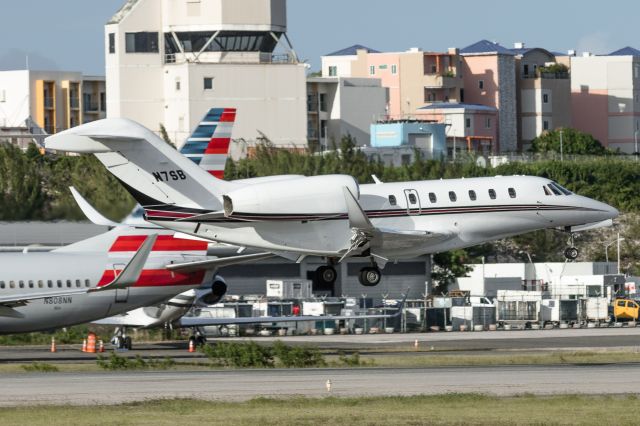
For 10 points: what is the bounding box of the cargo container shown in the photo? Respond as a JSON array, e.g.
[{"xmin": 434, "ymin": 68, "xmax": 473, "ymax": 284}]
[
  {"xmin": 580, "ymin": 297, "xmax": 609, "ymax": 324},
  {"xmin": 266, "ymin": 280, "xmax": 312, "ymax": 299},
  {"xmin": 451, "ymin": 306, "xmax": 496, "ymax": 331},
  {"xmin": 540, "ymin": 299, "xmax": 579, "ymax": 326},
  {"xmin": 496, "ymin": 290, "xmax": 542, "ymax": 327}
]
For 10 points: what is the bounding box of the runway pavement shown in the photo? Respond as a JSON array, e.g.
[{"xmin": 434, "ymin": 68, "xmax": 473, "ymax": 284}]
[
  {"xmin": 2, "ymin": 327, "xmax": 640, "ymax": 363},
  {"xmin": 1, "ymin": 363, "xmax": 639, "ymax": 406}
]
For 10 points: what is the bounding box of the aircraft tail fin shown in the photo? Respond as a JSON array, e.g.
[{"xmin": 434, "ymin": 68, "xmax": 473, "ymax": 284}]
[
  {"xmin": 45, "ymin": 118, "xmax": 243, "ymax": 213},
  {"xmin": 180, "ymin": 108, "xmax": 236, "ymax": 179}
]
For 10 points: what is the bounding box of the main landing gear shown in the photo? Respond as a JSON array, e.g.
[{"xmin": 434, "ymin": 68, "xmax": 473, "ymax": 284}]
[
  {"xmin": 358, "ymin": 265, "xmax": 382, "ymax": 286},
  {"xmin": 564, "ymin": 234, "xmax": 579, "ymax": 260},
  {"xmin": 111, "ymin": 327, "xmax": 132, "ymax": 350},
  {"xmin": 315, "ymin": 265, "xmax": 337, "ymax": 287},
  {"xmin": 188, "ymin": 329, "xmax": 206, "ymax": 348}
]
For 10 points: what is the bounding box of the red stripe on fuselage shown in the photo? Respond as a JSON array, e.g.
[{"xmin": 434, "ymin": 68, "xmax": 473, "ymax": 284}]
[
  {"xmin": 97, "ymin": 269, "xmax": 205, "ymax": 287},
  {"xmin": 109, "ymin": 235, "xmax": 208, "ymax": 252}
]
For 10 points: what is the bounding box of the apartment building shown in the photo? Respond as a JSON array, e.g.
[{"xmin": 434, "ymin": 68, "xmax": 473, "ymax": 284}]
[
  {"xmin": 105, "ymin": 0, "xmax": 307, "ymax": 151},
  {"xmin": 512, "ymin": 43, "xmax": 571, "ymax": 150},
  {"xmin": 570, "ymin": 47, "xmax": 640, "ymax": 153},
  {"xmin": 459, "ymin": 40, "xmax": 517, "ymax": 152},
  {"xmin": 306, "ymin": 77, "xmax": 387, "ymax": 149},
  {"xmin": 321, "ymin": 45, "xmax": 465, "ymax": 119},
  {"xmin": 0, "ymin": 70, "xmax": 106, "ymax": 135}
]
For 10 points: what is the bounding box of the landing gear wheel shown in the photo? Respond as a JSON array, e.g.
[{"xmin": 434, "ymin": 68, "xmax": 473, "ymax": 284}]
[
  {"xmin": 112, "ymin": 336, "xmax": 123, "ymax": 349},
  {"xmin": 358, "ymin": 267, "xmax": 382, "ymax": 287},
  {"xmin": 316, "ymin": 265, "xmax": 337, "ymax": 285},
  {"xmin": 564, "ymin": 247, "xmax": 579, "ymax": 260},
  {"xmin": 196, "ymin": 335, "xmax": 206, "ymax": 346},
  {"xmin": 124, "ymin": 336, "xmax": 132, "ymax": 350}
]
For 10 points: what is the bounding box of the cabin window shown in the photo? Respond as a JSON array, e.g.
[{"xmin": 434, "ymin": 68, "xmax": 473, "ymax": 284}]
[
  {"xmin": 0, "ymin": 281, "xmax": 4, "ymax": 289},
  {"xmin": 37, "ymin": 280, "xmax": 43, "ymax": 288},
  {"xmin": 428, "ymin": 192, "xmax": 437, "ymax": 203},
  {"xmin": 75, "ymin": 279, "xmax": 81, "ymax": 288},
  {"xmin": 388, "ymin": 195, "xmax": 397, "ymax": 206},
  {"xmin": 10, "ymin": 281, "xmax": 15, "ymax": 289},
  {"xmin": 543, "ymin": 186, "xmax": 552, "ymax": 196},
  {"xmin": 28, "ymin": 280, "xmax": 34, "ymax": 288},
  {"xmin": 408, "ymin": 193, "xmax": 417, "ymax": 204},
  {"xmin": 66, "ymin": 280, "xmax": 72, "ymax": 288},
  {"xmin": 57, "ymin": 280, "xmax": 62, "ymax": 288},
  {"xmin": 19, "ymin": 280, "xmax": 24, "ymax": 289},
  {"xmin": 47, "ymin": 280, "xmax": 53, "ymax": 288},
  {"xmin": 488, "ymin": 189, "xmax": 496, "ymax": 200},
  {"xmin": 468, "ymin": 190, "xmax": 477, "ymax": 201},
  {"xmin": 508, "ymin": 188, "xmax": 516, "ymax": 198},
  {"xmin": 449, "ymin": 191, "xmax": 457, "ymax": 202},
  {"xmin": 85, "ymin": 279, "xmax": 91, "ymax": 288}
]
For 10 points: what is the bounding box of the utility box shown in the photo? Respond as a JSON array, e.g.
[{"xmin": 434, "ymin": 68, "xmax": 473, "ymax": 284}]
[
  {"xmin": 266, "ymin": 280, "xmax": 312, "ymax": 299},
  {"xmin": 581, "ymin": 297, "xmax": 609, "ymax": 323}
]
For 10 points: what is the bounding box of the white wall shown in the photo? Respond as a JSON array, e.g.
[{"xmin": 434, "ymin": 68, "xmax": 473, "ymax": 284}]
[
  {"xmin": 0, "ymin": 70, "xmax": 30, "ymax": 127},
  {"xmin": 321, "ymin": 55, "xmax": 355, "ymax": 77}
]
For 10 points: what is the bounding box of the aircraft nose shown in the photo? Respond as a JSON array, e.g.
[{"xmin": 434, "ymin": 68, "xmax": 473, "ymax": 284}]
[{"xmin": 593, "ymin": 199, "xmax": 619, "ymax": 220}]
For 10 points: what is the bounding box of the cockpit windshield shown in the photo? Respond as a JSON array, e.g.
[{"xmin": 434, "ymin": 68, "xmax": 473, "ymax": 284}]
[{"xmin": 544, "ymin": 182, "xmax": 572, "ymax": 196}]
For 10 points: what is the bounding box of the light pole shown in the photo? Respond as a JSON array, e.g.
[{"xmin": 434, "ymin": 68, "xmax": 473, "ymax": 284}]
[{"xmin": 605, "ymin": 234, "xmax": 625, "ymax": 274}]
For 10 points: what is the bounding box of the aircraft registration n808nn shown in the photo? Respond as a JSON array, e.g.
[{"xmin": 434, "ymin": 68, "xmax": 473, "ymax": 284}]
[{"xmin": 46, "ymin": 118, "xmax": 619, "ymax": 287}]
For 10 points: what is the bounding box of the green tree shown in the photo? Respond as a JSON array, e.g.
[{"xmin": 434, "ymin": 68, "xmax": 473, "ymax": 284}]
[
  {"xmin": 530, "ymin": 128, "xmax": 606, "ymax": 155},
  {"xmin": 431, "ymin": 250, "xmax": 472, "ymax": 294}
]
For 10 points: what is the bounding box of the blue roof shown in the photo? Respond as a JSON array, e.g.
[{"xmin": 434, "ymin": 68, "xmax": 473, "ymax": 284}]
[
  {"xmin": 608, "ymin": 46, "xmax": 640, "ymax": 56},
  {"xmin": 419, "ymin": 102, "xmax": 498, "ymax": 112},
  {"xmin": 325, "ymin": 44, "xmax": 380, "ymax": 56},
  {"xmin": 460, "ymin": 40, "xmax": 514, "ymax": 56}
]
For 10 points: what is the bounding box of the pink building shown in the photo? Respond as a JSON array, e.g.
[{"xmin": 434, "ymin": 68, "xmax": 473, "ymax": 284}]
[
  {"xmin": 459, "ymin": 40, "xmax": 517, "ymax": 152},
  {"xmin": 570, "ymin": 47, "xmax": 640, "ymax": 153}
]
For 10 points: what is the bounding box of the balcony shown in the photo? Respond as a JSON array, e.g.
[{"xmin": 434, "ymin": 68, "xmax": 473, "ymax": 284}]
[
  {"xmin": 423, "ymin": 74, "xmax": 458, "ymax": 89},
  {"xmin": 523, "ymin": 71, "xmax": 569, "ymax": 80}
]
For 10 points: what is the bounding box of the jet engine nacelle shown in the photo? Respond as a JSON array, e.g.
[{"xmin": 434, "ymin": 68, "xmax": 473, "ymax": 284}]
[
  {"xmin": 223, "ymin": 175, "xmax": 359, "ymax": 216},
  {"xmin": 195, "ymin": 276, "xmax": 227, "ymax": 306}
]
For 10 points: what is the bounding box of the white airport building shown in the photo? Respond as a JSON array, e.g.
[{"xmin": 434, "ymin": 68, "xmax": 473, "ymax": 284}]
[{"xmin": 105, "ymin": 0, "xmax": 308, "ymax": 152}]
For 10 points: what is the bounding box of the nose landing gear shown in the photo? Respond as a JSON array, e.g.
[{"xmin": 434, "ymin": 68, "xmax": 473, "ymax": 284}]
[{"xmin": 564, "ymin": 234, "xmax": 579, "ymax": 260}]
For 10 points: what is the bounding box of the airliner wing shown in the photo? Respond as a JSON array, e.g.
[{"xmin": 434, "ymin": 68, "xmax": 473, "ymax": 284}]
[
  {"xmin": 180, "ymin": 295, "xmax": 406, "ymax": 327},
  {"xmin": 92, "ymin": 311, "xmax": 158, "ymax": 327},
  {"xmin": 166, "ymin": 252, "xmax": 274, "ymax": 273}
]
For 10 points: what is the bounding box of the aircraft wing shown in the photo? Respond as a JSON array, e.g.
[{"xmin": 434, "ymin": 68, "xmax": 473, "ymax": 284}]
[
  {"xmin": 180, "ymin": 309, "xmax": 402, "ymax": 327},
  {"xmin": 340, "ymin": 187, "xmax": 453, "ymax": 261},
  {"xmin": 0, "ymin": 235, "xmax": 157, "ymax": 309},
  {"xmin": 166, "ymin": 252, "xmax": 275, "ymax": 273},
  {"xmin": 92, "ymin": 311, "xmax": 159, "ymax": 327},
  {"xmin": 180, "ymin": 294, "xmax": 407, "ymax": 327}
]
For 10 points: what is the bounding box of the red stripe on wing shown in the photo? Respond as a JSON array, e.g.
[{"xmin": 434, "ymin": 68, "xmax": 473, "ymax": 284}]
[
  {"xmin": 97, "ymin": 269, "xmax": 206, "ymax": 287},
  {"xmin": 109, "ymin": 235, "xmax": 208, "ymax": 252}
]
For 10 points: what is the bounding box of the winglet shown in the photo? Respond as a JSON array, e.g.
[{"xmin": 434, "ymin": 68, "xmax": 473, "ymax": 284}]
[
  {"xmin": 70, "ymin": 187, "xmax": 121, "ymax": 227},
  {"xmin": 343, "ymin": 187, "xmax": 374, "ymax": 231},
  {"xmin": 371, "ymin": 175, "xmax": 383, "ymax": 184},
  {"xmin": 90, "ymin": 234, "xmax": 157, "ymax": 292}
]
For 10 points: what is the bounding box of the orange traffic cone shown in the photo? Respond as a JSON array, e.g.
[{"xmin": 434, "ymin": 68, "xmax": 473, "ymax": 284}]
[
  {"xmin": 81, "ymin": 338, "xmax": 87, "ymax": 352},
  {"xmin": 86, "ymin": 333, "xmax": 97, "ymax": 354},
  {"xmin": 50, "ymin": 337, "xmax": 57, "ymax": 353},
  {"xmin": 98, "ymin": 340, "xmax": 105, "ymax": 353},
  {"xmin": 188, "ymin": 339, "xmax": 195, "ymax": 353}
]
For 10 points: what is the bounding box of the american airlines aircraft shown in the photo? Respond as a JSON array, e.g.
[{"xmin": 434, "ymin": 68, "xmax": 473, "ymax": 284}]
[{"xmin": 46, "ymin": 118, "xmax": 619, "ymax": 287}]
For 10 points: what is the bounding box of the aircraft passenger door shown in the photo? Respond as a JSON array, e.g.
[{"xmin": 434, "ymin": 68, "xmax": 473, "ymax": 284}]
[
  {"xmin": 404, "ymin": 189, "xmax": 421, "ymax": 216},
  {"xmin": 113, "ymin": 263, "xmax": 129, "ymax": 303}
]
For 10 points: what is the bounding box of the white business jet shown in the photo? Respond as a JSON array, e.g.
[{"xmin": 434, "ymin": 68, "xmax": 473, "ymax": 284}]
[{"xmin": 45, "ymin": 118, "xmax": 619, "ymax": 287}]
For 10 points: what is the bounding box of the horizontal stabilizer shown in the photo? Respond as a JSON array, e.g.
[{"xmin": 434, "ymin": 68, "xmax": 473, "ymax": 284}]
[
  {"xmin": 90, "ymin": 234, "xmax": 157, "ymax": 292},
  {"xmin": 166, "ymin": 252, "xmax": 274, "ymax": 273}
]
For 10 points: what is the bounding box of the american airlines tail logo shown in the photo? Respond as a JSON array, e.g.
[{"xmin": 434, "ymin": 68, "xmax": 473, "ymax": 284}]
[{"xmin": 180, "ymin": 107, "xmax": 236, "ymax": 179}]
